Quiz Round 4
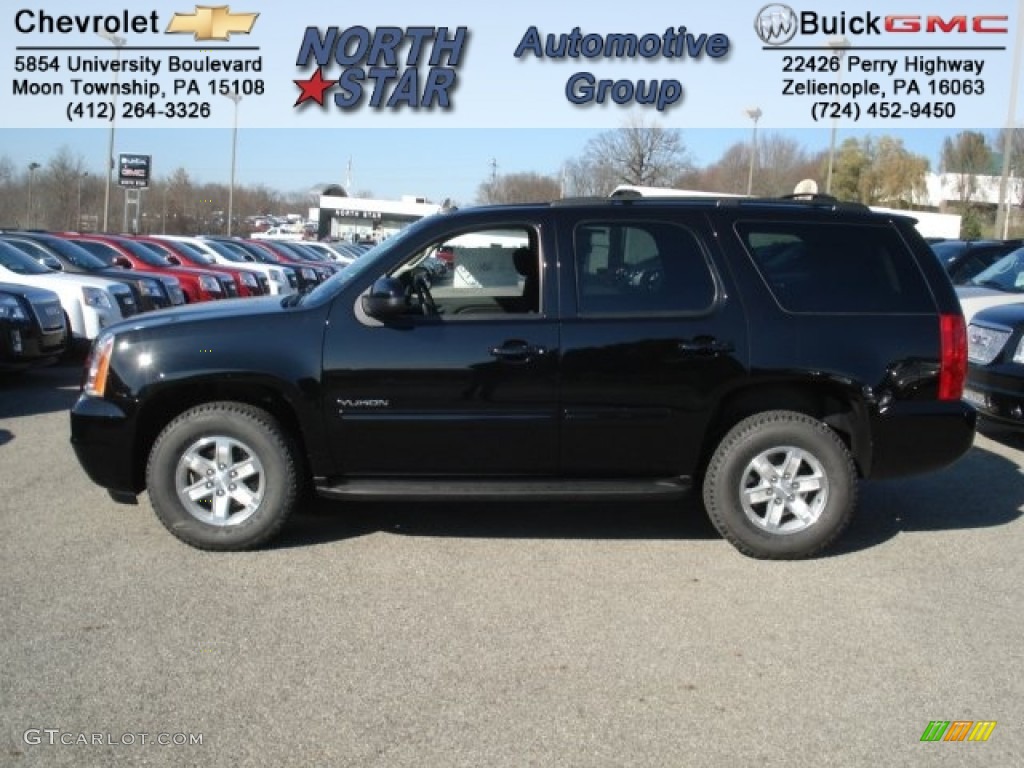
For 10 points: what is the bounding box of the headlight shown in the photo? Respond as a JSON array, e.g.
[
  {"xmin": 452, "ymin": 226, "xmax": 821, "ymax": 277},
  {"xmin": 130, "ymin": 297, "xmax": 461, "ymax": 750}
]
[
  {"xmin": 0, "ymin": 295, "xmax": 28, "ymax": 322},
  {"xmin": 198, "ymin": 275, "xmax": 222, "ymax": 293},
  {"xmin": 81, "ymin": 286, "xmax": 113, "ymax": 309},
  {"xmin": 1014, "ymin": 336, "xmax": 1024, "ymax": 365},
  {"xmin": 301, "ymin": 267, "xmax": 317, "ymax": 281},
  {"xmin": 141, "ymin": 279, "xmax": 162, "ymax": 297},
  {"xmin": 169, "ymin": 285, "xmax": 186, "ymax": 305},
  {"xmin": 83, "ymin": 332, "xmax": 115, "ymax": 397},
  {"xmin": 240, "ymin": 272, "xmax": 258, "ymax": 287},
  {"xmin": 270, "ymin": 268, "xmax": 285, "ymax": 283}
]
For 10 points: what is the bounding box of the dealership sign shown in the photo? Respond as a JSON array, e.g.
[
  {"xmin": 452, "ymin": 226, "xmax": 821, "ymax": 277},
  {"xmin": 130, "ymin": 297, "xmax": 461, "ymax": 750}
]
[{"xmin": 118, "ymin": 153, "xmax": 151, "ymax": 188}]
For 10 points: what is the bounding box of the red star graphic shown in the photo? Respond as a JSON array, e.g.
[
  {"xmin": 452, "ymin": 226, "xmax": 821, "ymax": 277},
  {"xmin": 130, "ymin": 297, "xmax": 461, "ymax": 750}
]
[{"xmin": 293, "ymin": 68, "xmax": 337, "ymax": 107}]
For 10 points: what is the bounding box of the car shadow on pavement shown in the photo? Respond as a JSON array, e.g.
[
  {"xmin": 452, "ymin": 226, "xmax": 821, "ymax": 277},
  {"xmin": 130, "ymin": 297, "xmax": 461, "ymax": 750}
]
[
  {"xmin": 275, "ymin": 439, "xmax": 1023, "ymax": 555},
  {"xmin": 831, "ymin": 439, "xmax": 1024, "ymax": 556},
  {"xmin": 272, "ymin": 497, "xmax": 720, "ymax": 551},
  {"xmin": 0, "ymin": 361, "xmax": 82, "ymax": 420}
]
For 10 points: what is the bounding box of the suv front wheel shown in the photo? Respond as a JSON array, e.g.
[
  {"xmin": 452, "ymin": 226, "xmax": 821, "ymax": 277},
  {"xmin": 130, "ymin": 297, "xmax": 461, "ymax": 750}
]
[
  {"xmin": 146, "ymin": 402, "xmax": 299, "ymax": 550},
  {"xmin": 703, "ymin": 410, "xmax": 857, "ymax": 559}
]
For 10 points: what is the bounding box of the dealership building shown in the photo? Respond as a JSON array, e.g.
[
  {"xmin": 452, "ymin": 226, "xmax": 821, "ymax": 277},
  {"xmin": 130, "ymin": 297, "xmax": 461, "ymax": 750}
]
[{"xmin": 313, "ymin": 186, "xmax": 444, "ymax": 241}]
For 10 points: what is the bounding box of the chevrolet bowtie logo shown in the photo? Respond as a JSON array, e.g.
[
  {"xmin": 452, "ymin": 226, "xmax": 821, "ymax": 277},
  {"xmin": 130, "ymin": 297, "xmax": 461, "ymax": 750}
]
[{"xmin": 166, "ymin": 5, "xmax": 258, "ymax": 41}]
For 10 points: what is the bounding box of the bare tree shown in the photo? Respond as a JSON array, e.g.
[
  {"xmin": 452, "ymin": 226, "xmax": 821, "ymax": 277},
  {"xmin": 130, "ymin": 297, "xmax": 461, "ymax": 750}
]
[
  {"xmin": 941, "ymin": 131, "xmax": 993, "ymax": 206},
  {"xmin": 39, "ymin": 146, "xmax": 87, "ymax": 230},
  {"xmin": 995, "ymin": 127, "xmax": 1024, "ymax": 207},
  {"xmin": 476, "ymin": 171, "xmax": 560, "ymax": 204},
  {"xmin": 565, "ymin": 118, "xmax": 692, "ymax": 196}
]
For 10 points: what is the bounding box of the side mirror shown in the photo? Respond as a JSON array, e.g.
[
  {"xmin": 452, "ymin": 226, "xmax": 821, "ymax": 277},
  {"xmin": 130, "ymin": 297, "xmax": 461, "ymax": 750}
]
[
  {"xmin": 113, "ymin": 256, "xmax": 132, "ymax": 269},
  {"xmin": 166, "ymin": 255, "xmax": 181, "ymax": 266},
  {"xmin": 361, "ymin": 276, "xmax": 407, "ymax": 319}
]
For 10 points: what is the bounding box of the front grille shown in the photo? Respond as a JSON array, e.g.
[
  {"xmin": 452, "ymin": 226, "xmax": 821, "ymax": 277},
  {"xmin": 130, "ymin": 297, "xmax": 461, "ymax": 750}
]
[
  {"xmin": 31, "ymin": 299, "xmax": 65, "ymax": 333},
  {"xmin": 223, "ymin": 279, "xmax": 239, "ymax": 297},
  {"xmin": 112, "ymin": 290, "xmax": 138, "ymax": 318},
  {"xmin": 257, "ymin": 275, "xmax": 270, "ymax": 294}
]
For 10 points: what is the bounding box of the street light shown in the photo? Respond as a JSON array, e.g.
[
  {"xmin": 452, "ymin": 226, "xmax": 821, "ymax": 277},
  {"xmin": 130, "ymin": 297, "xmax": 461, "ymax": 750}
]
[
  {"xmin": 825, "ymin": 36, "xmax": 850, "ymax": 194},
  {"xmin": 97, "ymin": 30, "xmax": 126, "ymax": 232},
  {"xmin": 995, "ymin": 2, "xmax": 1024, "ymax": 238},
  {"xmin": 27, "ymin": 162, "xmax": 40, "ymax": 227},
  {"xmin": 745, "ymin": 107, "xmax": 763, "ymax": 196},
  {"xmin": 224, "ymin": 92, "xmax": 242, "ymax": 236},
  {"xmin": 77, "ymin": 171, "xmax": 89, "ymax": 229}
]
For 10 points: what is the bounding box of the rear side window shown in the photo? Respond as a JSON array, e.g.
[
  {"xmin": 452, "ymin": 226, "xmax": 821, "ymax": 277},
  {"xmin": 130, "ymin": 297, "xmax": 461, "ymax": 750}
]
[
  {"xmin": 736, "ymin": 220, "xmax": 933, "ymax": 313},
  {"xmin": 574, "ymin": 221, "xmax": 716, "ymax": 315}
]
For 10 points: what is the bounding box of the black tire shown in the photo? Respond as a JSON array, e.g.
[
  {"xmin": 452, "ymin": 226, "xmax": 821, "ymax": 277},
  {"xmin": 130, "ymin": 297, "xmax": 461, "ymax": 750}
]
[
  {"xmin": 702, "ymin": 410, "xmax": 857, "ymax": 559},
  {"xmin": 146, "ymin": 401, "xmax": 299, "ymax": 550}
]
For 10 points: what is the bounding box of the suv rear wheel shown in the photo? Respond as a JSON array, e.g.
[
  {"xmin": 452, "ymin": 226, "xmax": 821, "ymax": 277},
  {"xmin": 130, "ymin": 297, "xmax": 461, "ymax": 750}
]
[
  {"xmin": 703, "ymin": 410, "xmax": 857, "ymax": 559},
  {"xmin": 146, "ymin": 402, "xmax": 299, "ymax": 550}
]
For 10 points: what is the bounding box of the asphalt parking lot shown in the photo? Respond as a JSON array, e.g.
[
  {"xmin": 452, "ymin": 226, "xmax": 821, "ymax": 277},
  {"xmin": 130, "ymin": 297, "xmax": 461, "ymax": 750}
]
[{"xmin": 1, "ymin": 361, "xmax": 1022, "ymax": 767}]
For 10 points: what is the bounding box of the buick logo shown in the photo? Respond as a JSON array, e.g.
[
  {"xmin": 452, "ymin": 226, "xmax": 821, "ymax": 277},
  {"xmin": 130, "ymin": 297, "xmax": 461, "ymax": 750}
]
[{"xmin": 756, "ymin": 3, "xmax": 798, "ymax": 45}]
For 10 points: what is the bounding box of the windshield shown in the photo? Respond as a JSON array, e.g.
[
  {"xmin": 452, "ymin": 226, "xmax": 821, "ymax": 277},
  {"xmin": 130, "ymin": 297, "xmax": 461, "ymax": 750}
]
[
  {"xmin": 200, "ymin": 239, "xmax": 247, "ymax": 262},
  {"xmin": 232, "ymin": 242, "xmax": 277, "ymax": 264},
  {"xmin": 0, "ymin": 240, "xmax": 54, "ymax": 274},
  {"xmin": 214, "ymin": 241, "xmax": 258, "ymax": 262},
  {"xmin": 929, "ymin": 241, "xmax": 965, "ymax": 265},
  {"xmin": 31, "ymin": 235, "xmax": 111, "ymax": 270},
  {"xmin": 160, "ymin": 239, "xmax": 215, "ymax": 265},
  {"xmin": 73, "ymin": 239, "xmax": 123, "ymax": 266},
  {"xmin": 115, "ymin": 238, "xmax": 174, "ymax": 267},
  {"xmin": 970, "ymin": 247, "xmax": 1024, "ymax": 292}
]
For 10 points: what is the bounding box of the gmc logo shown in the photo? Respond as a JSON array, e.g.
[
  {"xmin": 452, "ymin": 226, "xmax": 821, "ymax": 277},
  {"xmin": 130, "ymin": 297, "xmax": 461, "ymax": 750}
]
[{"xmin": 884, "ymin": 15, "xmax": 1008, "ymax": 33}]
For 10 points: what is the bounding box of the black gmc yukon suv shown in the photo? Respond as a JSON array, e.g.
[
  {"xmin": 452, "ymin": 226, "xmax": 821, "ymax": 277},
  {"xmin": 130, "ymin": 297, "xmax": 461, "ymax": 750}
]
[{"xmin": 70, "ymin": 197, "xmax": 976, "ymax": 558}]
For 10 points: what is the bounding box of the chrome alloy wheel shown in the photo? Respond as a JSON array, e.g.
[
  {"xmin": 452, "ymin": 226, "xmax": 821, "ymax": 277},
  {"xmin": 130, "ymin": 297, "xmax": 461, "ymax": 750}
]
[
  {"xmin": 174, "ymin": 436, "xmax": 265, "ymax": 526},
  {"xmin": 739, "ymin": 446, "xmax": 829, "ymax": 534}
]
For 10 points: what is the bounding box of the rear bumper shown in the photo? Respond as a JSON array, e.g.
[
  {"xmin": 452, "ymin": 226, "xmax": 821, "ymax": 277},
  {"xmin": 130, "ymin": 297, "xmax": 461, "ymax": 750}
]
[
  {"xmin": 70, "ymin": 395, "xmax": 141, "ymax": 495},
  {"xmin": 868, "ymin": 400, "xmax": 976, "ymax": 479},
  {"xmin": 965, "ymin": 364, "xmax": 1024, "ymax": 430}
]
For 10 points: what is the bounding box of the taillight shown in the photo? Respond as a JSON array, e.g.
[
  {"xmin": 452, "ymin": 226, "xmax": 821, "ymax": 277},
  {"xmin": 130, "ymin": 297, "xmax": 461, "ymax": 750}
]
[{"xmin": 938, "ymin": 313, "xmax": 967, "ymax": 401}]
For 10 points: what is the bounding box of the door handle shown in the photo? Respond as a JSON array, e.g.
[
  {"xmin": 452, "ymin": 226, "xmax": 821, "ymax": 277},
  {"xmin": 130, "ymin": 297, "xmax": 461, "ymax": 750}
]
[
  {"xmin": 677, "ymin": 336, "xmax": 734, "ymax": 355},
  {"xmin": 490, "ymin": 341, "xmax": 547, "ymax": 362}
]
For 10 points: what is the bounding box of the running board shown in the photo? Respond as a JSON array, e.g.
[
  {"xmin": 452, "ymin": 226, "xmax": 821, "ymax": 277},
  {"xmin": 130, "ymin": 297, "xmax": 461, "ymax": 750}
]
[{"xmin": 314, "ymin": 477, "xmax": 691, "ymax": 502}]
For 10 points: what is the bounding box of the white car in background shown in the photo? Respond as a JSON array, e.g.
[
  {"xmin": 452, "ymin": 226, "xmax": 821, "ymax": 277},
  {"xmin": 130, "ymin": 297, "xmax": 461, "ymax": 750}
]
[
  {"xmin": 0, "ymin": 240, "xmax": 133, "ymax": 343},
  {"xmin": 956, "ymin": 246, "xmax": 1024, "ymax": 322},
  {"xmin": 154, "ymin": 235, "xmax": 296, "ymax": 297}
]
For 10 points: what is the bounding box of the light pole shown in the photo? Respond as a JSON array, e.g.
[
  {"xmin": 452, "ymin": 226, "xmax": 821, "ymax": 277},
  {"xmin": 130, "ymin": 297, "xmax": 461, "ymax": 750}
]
[
  {"xmin": 745, "ymin": 107, "xmax": 762, "ymax": 196},
  {"xmin": 98, "ymin": 31, "xmax": 126, "ymax": 232},
  {"xmin": 224, "ymin": 92, "xmax": 242, "ymax": 236},
  {"xmin": 825, "ymin": 36, "xmax": 850, "ymax": 194},
  {"xmin": 995, "ymin": 0, "xmax": 1024, "ymax": 238},
  {"xmin": 27, "ymin": 162, "xmax": 40, "ymax": 227},
  {"xmin": 77, "ymin": 171, "xmax": 89, "ymax": 229}
]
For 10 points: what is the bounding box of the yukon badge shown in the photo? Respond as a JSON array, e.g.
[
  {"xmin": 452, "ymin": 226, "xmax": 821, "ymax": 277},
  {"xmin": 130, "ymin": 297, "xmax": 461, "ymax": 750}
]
[{"xmin": 337, "ymin": 398, "xmax": 391, "ymax": 409}]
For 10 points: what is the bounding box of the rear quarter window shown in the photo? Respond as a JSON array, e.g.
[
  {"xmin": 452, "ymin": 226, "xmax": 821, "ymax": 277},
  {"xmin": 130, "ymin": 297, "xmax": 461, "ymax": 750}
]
[{"xmin": 735, "ymin": 220, "xmax": 934, "ymax": 313}]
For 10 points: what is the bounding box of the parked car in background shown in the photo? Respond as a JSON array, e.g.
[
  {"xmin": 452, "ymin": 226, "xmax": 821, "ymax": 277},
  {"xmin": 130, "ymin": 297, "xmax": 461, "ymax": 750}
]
[
  {"xmin": 0, "ymin": 282, "xmax": 68, "ymax": 369},
  {"xmin": 0, "ymin": 240, "xmax": 134, "ymax": 345},
  {"xmin": 956, "ymin": 246, "xmax": 1024, "ymax": 321},
  {"xmin": 129, "ymin": 237, "xmax": 253, "ymax": 297},
  {"xmin": 0, "ymin": 231, "xmax": 183, "ymax": 311},
  {"xmin": 964, "ymin": 303, "xmax": 1024, "ymax": 430},
  {"xmin": 154, "ymin": 235, "xmax": 295, "ymax": 296},
  {"xmin": 62, "ymin": 233, "xmax": 237, "ymax": 304},
  {"xmin": 930, "ymin": 239, "xmax": 1023, "ymax": 285},
  {"xmin": 205, "ymin": 238, "xmax": 314, "ymax": 293}
]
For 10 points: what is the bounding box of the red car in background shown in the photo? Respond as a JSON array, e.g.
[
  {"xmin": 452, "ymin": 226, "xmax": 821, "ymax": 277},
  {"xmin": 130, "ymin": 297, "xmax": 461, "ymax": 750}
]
[
  {"xmin": 129, "ymin": 236, "xmax": 264, "ymax": 298},
  {"xmin": 60, "ymin": 233, "xmax": 238, "ymax": 304}
]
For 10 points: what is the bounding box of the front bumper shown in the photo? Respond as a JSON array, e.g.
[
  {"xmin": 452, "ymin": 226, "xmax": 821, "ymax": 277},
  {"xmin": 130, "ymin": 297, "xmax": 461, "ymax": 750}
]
[
  {"xmin": 70, "ymin": 395, "xmax": 141, "ymax": 495},
  {"xmin": 0, "ymin": 322, "xmax": 66, "ymax": 369},
  {"xmin": 965, "ymin": 363, "xmax": 1024, "ymax": 430}
]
